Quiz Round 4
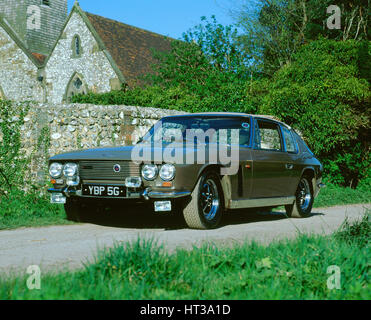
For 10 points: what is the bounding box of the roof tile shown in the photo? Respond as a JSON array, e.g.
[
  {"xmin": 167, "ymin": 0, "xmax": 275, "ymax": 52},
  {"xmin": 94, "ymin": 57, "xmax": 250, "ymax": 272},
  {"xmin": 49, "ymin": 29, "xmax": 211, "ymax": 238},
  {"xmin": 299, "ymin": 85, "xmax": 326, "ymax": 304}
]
[{"xmin": 86, "ymin": 12, "xmax": 172, "ymax": 87}]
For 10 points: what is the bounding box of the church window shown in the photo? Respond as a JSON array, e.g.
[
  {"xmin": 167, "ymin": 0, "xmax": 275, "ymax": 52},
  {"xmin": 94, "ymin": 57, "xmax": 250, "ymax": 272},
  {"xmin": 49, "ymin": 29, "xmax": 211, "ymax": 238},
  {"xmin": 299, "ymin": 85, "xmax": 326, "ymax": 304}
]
[
  {"xmin": 66, "ymin": 73, "xmax": 87, "ymax": 102},
  {"xmin": 74, "ymin": 78, "xmax": 83, "ymax": 90},
  {"xmin": 72, "ymin": 35, "xmax": 82, "ymax": 58},
  {"xmin": 75, "ymin": 36, "xmax": 80, "ymax": 55}
]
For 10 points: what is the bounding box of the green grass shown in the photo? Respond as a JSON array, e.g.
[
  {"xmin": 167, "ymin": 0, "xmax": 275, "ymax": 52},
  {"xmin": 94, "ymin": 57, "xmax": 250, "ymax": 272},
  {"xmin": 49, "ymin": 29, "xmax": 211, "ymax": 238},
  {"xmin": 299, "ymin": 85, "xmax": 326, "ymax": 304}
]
[
  {"xmin": 0, "ymin": 189, "xmax": 72, "ymax": 230},
  {"xmin": 314, "ymin": 180, "xmax": 371, "ymax": 208},
  {"xmin": 1, "ymin": 214, "xmax": 369, "ymax": 300}
]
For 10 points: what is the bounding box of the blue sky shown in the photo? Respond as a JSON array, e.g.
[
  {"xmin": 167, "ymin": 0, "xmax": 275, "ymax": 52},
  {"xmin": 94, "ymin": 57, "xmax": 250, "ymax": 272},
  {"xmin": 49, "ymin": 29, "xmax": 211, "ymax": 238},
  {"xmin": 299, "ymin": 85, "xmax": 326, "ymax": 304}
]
[{"xmin": 69, "ymin": 0, "xmax": 236, "ymax": 39}]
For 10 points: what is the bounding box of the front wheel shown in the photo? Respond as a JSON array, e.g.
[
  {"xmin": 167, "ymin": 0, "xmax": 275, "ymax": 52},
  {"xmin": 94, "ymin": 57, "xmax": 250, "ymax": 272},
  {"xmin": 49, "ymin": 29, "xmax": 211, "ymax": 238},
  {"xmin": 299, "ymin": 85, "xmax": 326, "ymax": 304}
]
[
  {"xmin": 285, "ymin": 176, "xmax": 314, "ymax": 218},
  {"xmin": 182, "ymin": 171, "xmax": 224, "ymax": 229}
]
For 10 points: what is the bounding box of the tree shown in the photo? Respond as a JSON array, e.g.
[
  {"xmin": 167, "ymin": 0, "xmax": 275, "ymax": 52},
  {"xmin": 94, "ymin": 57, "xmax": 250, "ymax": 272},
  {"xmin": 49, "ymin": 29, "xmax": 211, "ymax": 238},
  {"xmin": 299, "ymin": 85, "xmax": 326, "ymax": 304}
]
[
  {"xmin": 149, "ymin": 16, "xmax": 252, "ymax": 92},
  {"xmin": 258, "ymin": 39, "xmax": 370, "ymax": 187},
  {"xmin": 233, "ymin": 0, "xmax": 369, "ymax": 76},
  {"xmin": 143, "ymin": 16, "xmax": 256, "ymax": 112}
]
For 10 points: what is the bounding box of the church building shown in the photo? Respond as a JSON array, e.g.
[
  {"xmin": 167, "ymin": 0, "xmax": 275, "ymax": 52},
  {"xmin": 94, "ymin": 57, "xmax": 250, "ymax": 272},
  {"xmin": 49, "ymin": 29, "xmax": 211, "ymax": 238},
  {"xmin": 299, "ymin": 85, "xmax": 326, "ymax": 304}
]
[{"xmin": 0, "ymin": 0, "xmax": 171, "ymax": 103}]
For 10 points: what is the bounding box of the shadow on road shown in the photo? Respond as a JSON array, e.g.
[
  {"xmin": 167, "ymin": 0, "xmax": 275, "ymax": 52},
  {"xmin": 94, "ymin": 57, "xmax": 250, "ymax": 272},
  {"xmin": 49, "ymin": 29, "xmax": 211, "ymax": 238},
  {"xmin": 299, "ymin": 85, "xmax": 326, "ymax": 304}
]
[{"xmin": 80, "ymin": 203, "xmax": 325, "ymax": 231}]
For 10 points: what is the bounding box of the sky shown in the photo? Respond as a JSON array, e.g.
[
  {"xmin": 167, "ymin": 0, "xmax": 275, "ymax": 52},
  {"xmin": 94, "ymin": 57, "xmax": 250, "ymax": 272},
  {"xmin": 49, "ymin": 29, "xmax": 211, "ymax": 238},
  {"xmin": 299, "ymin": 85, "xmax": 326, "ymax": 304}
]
[{"xmin": 68, "ymin": 0, "xmax": 237, "ymax": 39}]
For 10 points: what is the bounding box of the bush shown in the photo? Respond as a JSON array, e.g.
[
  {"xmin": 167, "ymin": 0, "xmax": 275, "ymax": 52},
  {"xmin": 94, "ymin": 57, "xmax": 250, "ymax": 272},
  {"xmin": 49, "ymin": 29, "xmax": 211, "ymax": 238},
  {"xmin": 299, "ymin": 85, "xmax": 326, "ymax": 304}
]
[
  {"xmin": 258, "ymin": 39, "xmax": 370, "ymax": 187},
  {"xmin": 0, "ymin": 100, "xmax": 30, "ymax": 196},
  {"xmin": 0, "ymin": 188, "xmax": 68, "ymax": 230}
]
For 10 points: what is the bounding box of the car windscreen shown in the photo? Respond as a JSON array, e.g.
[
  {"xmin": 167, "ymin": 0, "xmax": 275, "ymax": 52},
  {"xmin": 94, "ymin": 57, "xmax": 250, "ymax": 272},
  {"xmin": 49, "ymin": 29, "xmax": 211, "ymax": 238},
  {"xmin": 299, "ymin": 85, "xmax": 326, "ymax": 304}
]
[{"xmin": 141, "ymin": 117, "xmax": 251, "ymax": 145}]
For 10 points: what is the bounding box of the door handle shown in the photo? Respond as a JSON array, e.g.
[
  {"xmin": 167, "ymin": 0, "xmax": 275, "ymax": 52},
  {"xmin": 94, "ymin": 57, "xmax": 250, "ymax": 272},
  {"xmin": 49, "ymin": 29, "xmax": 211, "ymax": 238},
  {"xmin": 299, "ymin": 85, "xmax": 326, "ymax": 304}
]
[{"xmin": 286, "ymin": 163, "xmax": 294, "ymax": 170}]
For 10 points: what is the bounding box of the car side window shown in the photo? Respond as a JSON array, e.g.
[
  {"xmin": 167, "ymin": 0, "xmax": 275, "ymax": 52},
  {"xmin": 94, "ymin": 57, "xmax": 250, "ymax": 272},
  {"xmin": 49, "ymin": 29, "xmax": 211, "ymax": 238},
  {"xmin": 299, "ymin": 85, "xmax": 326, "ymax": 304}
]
[
  {"xmin": 281, "ymin": 126, "xmax": 297, "ymax": 153},
  {"xmin": 254, "ymin": 120, "xmax": 282, "ymax": 151}
]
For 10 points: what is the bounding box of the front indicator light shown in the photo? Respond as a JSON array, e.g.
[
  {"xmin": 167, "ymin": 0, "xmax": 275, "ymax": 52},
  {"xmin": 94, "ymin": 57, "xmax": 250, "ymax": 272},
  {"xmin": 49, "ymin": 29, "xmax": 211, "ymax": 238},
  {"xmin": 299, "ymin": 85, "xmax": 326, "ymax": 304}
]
[
  {"xmin": 125, "ymin": 177, "xmax": 142, "ymax": 188},
  {"xmin": 50, "ymin": 193, "xmax": 66, "ymax": 204},
  {"xmin": 154, "ymin": 201, "xmax": 172, "ymax": 212}
]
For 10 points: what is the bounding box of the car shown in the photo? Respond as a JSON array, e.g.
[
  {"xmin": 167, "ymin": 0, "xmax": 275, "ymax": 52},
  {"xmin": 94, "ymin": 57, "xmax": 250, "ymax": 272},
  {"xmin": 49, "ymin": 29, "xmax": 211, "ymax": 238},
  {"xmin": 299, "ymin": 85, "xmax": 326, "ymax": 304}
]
[{"xmin": 48, "ymin": 112, "xmax": 325, "ymax": 229}]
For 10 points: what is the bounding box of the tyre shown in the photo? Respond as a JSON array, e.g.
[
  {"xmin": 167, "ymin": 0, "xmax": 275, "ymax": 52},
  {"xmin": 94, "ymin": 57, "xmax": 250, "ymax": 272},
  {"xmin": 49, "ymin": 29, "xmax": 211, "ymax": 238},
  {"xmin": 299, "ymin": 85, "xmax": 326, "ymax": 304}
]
[
  {"xmin": 64, "ymin": 198, "xmax": 87, "ymax": 222},
  {"xmin": 182, "ymin": 171, "xmax": 224, "ymax": 229},
  {"xmin": 285, "ymin": 175, "xmax": 314, "ymax": 218}
]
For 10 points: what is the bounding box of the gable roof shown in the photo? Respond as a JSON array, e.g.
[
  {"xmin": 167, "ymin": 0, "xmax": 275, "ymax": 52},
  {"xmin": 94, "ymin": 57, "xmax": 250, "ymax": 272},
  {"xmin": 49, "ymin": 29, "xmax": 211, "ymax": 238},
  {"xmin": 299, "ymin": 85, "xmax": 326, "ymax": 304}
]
[
  {"xmin": 0, "ymin": 16, "xmax": 44, "ymax": 68},
  {"xmin": 85, "ymin": 12, "xmax": 172, "ymax": 87}
]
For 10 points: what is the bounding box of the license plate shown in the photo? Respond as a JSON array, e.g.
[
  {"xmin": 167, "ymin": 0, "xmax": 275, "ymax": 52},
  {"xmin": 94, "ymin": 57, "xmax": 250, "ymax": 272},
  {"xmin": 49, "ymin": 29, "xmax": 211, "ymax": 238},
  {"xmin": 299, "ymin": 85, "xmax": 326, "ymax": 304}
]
[{"xmin": 82, "ymin": 185, "xmax": 126, "ymax": 197}]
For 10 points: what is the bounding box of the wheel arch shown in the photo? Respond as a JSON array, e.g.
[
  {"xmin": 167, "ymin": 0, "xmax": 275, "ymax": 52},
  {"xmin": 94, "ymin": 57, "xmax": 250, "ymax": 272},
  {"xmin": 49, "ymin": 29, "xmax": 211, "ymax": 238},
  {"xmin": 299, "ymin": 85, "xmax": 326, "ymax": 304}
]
[
  {"xmin": 300, "ymin": 167, "xmax": 316, "ymax": 191},
  {"xmin": 195, "ymin": 164, "xmax": 231, "ymax": 208}
]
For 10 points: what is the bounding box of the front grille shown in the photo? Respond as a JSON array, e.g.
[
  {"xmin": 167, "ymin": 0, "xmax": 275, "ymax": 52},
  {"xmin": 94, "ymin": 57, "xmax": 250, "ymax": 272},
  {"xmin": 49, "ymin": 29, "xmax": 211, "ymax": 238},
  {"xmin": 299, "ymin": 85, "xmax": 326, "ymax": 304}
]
[{"xmin": 79, "ymin": 161, "xmax": 140, "ymax": 181}]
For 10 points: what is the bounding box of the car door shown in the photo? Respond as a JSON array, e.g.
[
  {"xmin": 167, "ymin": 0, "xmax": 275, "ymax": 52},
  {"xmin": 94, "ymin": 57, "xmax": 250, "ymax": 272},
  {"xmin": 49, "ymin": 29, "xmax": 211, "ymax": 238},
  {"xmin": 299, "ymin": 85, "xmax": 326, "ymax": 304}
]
[
  {"xmin": 280, "ymin": 125, "xmax": 301, "ymax": 196},
  {"xmin": 250, "ymin": 118, "xmax": 293, "ymax": 198}
]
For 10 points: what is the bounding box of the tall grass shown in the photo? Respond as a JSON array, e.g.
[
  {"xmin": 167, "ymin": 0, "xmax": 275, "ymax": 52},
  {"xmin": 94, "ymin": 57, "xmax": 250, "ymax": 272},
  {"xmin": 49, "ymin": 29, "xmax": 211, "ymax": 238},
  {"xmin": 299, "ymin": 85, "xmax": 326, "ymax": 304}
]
[
  {"xmin": 314, "ymin": 180, "xmax": 371, "ymax": 208},
  {"xmin": 1, "ymin": 214, "xmax": 369, "ymax": 300},
  {"xmin": 0, "ymin": 189, "xmax": 70, "ymax": 230}
]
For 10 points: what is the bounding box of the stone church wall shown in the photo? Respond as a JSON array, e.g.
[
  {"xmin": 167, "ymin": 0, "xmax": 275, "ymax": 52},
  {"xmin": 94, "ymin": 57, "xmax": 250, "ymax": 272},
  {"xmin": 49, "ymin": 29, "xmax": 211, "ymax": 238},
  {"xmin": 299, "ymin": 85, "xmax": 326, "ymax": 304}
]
[
  {"xmin": 44, "ymin": 12, "xmax": 120, "ymax": 104},
  {"xmin": 15, "ymin": 103, "xmax": 186, "ymax": 184},
  {"xmin": 0, "ymin": 24, "xmax": 44, "ymax": 102}
]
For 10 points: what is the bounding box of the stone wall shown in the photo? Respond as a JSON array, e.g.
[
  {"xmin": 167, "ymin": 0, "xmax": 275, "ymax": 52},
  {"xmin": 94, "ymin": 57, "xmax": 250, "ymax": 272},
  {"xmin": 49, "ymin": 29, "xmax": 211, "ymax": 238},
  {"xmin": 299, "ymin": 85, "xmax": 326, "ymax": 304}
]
[
  {"xmin": 0, "ymin": 23, "xmax": 43, "ymax": 102},
  {"xmin": 19, "ymin": 103, "xmax": 186, "ymax": 183}
]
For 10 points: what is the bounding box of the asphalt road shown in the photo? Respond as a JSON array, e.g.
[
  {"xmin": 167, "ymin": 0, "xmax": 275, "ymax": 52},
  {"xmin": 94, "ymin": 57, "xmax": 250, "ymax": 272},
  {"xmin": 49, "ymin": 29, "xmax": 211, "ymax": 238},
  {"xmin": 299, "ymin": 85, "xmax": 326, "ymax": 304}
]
[{"xmin": 0, "ymin": 204, "xmax": 369, "ymax": 275}]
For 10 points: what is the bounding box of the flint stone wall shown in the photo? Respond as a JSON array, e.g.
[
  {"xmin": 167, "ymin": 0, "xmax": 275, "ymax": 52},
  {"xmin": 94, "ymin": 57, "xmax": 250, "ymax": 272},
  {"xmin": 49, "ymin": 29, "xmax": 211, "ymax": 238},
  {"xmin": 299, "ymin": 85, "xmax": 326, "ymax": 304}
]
[{"xmin": 19, "ymin": 103, "xmax": 187, "ymax": 184}]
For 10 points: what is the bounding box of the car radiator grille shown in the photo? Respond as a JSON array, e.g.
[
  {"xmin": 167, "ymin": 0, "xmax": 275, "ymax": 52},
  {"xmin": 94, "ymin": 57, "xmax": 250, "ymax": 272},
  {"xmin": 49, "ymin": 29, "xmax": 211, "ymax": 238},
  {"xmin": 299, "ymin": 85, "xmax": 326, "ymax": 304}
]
[{"xmin": 79, "ymin": 161, "xmax": 140, "ymax": 181}]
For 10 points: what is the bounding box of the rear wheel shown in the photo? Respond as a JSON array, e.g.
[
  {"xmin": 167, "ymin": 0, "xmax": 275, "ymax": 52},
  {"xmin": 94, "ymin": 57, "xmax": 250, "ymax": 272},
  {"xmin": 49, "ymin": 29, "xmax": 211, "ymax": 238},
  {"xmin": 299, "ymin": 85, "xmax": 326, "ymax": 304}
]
[
  {"xmin": 182, "ymin": 171, "xmax": 224, "ymax": 229},
  {"xmin": 285, "ymin": 176, "xmax": 314, "ymax": 218}
]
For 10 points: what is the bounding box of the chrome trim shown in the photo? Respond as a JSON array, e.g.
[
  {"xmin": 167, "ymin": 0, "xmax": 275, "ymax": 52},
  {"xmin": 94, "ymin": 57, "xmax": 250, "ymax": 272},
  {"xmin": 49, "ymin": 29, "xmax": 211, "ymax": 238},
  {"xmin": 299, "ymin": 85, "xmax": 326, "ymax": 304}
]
[
  {"xmin": 48, "ymin": 188, "xmax": 64, "ymax": 193},
  {"xmin": 142, "ymin": 188, "xmax": 150, "ymax": 200},
  {"xmin": 148, "ymin": 191, "xmax": 191, "ymax": 199},
  {"xmin": 228, "ymin": 196, "xmax": 295, "ymax": 209}
]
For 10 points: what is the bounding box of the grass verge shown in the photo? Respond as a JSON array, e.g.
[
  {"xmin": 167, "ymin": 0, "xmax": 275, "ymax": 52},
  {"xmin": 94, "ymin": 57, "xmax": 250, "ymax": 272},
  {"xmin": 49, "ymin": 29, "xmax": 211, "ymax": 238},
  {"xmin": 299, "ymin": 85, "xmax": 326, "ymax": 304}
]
[
  {"xmin": 314, "ymin": 180, "xmax": 371, "ymax": 208},
  {"xmin": 0, "ymin": 189, "xmax": 72, "ymax": 230},
  {"xmin": 0, "ymin": 213, "xmax": 369, "ymax": 300}
]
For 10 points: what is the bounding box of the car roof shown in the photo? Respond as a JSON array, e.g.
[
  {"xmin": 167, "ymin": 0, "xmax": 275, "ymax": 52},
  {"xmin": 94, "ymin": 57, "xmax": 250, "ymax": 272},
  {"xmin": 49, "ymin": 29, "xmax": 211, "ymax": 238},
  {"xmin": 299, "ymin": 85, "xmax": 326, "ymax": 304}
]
[{"xmin": 162, "ymin": 112, "xmax": 291, "ymax": 129}]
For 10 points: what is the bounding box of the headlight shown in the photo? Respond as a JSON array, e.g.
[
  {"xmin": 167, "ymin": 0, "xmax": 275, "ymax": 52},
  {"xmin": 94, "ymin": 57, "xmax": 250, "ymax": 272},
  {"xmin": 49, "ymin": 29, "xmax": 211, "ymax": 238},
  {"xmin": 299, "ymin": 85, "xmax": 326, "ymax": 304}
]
[
  {"xmin": 49, "ymin": 163, "xmax": 63, "ymax": 178},
  {"xmin": 63, "ymin": 163, "xmax": 78, "ymax": 177},
  {"xmin": 159, "ymin": 164, "xmax": 176, "ymax": 181},
  {"xmin": 141, "ymin": 164, "xmax": 158, "ymax": 181}
]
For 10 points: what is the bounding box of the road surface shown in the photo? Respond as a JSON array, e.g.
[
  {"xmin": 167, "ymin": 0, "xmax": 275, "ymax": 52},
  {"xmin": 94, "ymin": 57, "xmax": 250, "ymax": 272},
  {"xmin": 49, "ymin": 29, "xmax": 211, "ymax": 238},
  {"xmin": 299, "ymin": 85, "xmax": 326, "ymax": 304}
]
[{"xmin": 0, "ymin": 204, "xmax": 369, "ymax": 275}]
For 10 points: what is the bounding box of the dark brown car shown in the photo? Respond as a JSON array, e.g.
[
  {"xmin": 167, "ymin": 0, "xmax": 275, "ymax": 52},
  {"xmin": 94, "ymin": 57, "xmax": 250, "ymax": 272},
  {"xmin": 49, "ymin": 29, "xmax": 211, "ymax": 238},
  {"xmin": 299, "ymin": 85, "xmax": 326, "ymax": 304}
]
[{"xmin": 48, "ymin": 113, "xmax": 324, "ymax": 229}]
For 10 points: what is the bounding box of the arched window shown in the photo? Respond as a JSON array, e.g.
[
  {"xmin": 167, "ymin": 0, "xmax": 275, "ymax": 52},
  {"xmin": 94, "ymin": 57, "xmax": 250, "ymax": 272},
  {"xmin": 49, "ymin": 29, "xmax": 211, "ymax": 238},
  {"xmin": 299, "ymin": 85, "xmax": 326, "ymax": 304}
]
[
  {"xmin": 65, "ymin": 73, "xmax": 87, "ymax": 102},
  {"xmin": 72, "ymin": 35, "xmax": 82, "ymax": 58}
]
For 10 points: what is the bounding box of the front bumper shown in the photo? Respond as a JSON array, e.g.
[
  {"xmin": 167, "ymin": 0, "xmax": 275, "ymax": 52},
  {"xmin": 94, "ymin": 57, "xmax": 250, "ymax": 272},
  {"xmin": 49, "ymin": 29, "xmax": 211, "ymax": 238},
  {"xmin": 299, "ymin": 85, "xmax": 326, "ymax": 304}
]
[{"xmin": 48, "ymin": 187, "xmax": 191, "ymax": 201}]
